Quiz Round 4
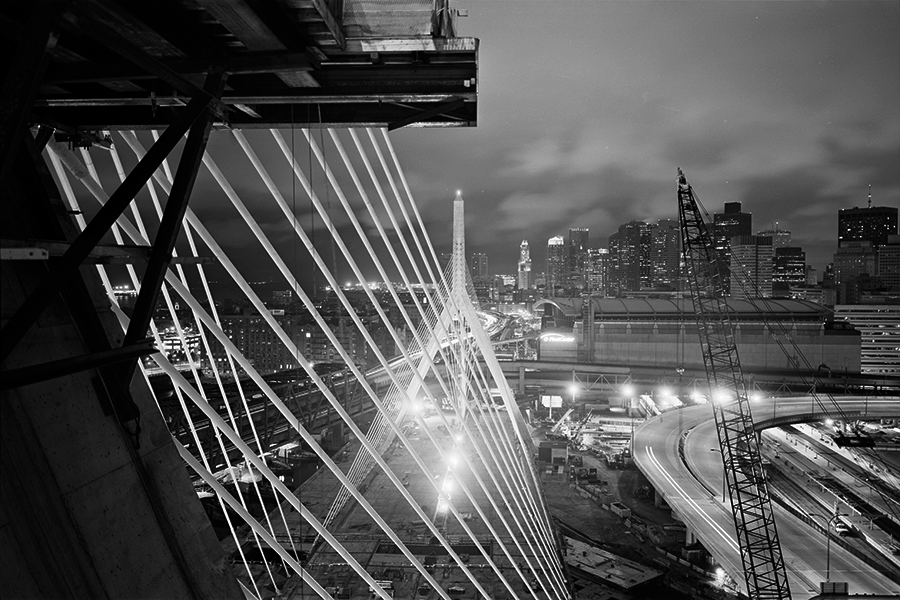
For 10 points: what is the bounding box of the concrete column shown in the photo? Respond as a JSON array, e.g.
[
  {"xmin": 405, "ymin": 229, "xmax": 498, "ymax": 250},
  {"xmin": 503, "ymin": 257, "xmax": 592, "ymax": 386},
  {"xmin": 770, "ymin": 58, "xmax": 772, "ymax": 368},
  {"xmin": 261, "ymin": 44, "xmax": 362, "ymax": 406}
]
[
  {"xmin": 685, "ymin": 522, "xmax": 698, "ymax": 545},
  {"xmin": 519, "ymin": 365, "xmax": 526, "ymax": 394}
]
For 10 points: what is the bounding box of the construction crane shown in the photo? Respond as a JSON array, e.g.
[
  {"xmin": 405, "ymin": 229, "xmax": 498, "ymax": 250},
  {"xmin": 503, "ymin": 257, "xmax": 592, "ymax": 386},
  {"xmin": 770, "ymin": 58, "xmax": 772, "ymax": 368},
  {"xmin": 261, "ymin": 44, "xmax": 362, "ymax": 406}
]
[{"xmin": 677, "ymin": 168, "xmax": 792, "ymax": 600}]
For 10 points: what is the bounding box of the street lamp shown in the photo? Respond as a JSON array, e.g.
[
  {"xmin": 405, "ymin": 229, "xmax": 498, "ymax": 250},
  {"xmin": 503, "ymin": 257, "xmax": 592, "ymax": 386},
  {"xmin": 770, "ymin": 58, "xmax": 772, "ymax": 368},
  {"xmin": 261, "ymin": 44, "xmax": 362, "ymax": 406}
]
[
  {"xmin": 710, "ymin": 448, "xmax": 726, "ymax": 502},
  {"xmin": 811, "ymin": 512, "xmax": 848, "ymax": 582}
]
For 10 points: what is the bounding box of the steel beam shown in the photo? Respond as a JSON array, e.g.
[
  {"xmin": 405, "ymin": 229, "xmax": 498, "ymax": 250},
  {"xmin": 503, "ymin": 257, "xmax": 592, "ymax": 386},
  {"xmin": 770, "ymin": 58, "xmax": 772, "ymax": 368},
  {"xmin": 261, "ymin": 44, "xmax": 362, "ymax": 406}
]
[
  {"xmin": 59, "ymin": 4, "xmax": 228, "ymax": 119},
  {"xmin": 1, "ymin": 340, "xmax": 157, "ymax": 390},
  {"xmin": 1, "ymin": 239, "xmax": 213, "ymax": 264},
  {"xmin": 45, "ymin": 51, "xmax": 316, "ymax": 84},
  {"xmin": 122, "ymin": 73, "xmax": 226, "ymax": 368},
  {"xmin": 387, "ymin": 97, "xmax": 465, "ymax": 131},
  {"xmin": 0, "ymin": 93, "xmax": 212, "ymax": 363},
  {"xmin": 0, "ymin": 0, "xmax": 59, "ymax": 185}
]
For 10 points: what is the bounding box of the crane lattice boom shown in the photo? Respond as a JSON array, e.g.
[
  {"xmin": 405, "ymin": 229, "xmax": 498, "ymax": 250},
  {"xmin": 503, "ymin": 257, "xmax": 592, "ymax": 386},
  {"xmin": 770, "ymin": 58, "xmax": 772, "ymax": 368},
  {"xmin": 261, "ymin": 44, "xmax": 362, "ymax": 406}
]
[{"xmin": 677, "ymin": 168, "xmax": 792, "ymax": 600}]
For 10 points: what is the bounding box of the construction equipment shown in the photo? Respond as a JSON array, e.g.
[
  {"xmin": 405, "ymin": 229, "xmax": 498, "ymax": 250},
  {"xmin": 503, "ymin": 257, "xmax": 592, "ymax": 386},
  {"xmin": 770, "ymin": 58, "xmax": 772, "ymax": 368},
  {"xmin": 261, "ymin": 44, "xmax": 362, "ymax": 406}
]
[
  {"xmin": 677, "ymin": 168, "xmax": 791, "ymax": 600},
  {"xmin": 550, "ymin": 408, "xmax": 575, "ymax": 433}
]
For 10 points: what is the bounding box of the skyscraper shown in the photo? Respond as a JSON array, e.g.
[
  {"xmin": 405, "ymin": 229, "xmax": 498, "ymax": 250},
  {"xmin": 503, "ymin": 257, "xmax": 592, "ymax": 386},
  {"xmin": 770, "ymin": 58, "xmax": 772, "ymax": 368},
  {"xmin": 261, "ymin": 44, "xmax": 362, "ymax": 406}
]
[
  {"xmin": 517, "ymin": 240, "xmax": 533, "ymax": 290},
  {"xmin": 585, "ymin": 248, "xmax": 609, "ymax": 295},
  {"xmin": 547, "ymin": 236, "xmax": 566, "ymax": 296},
  {"xmin": 567, "ymin": 227, "xmax": 589, "ymax": 288},
  {"xmin": 730, "ymin": 235, "xmax": 773, "ymax": 298},
  {"xmin": 651, "ymin": 219, "xmax": 680, "ymax": 289},
  {"xmin": 714, "ymin": 202, "xmax": 752, "ymax": 294},
  {"xmin": 832, "ymin": 241, "xmax": 878, "ymax": 287},
  {"xmin": 470, "ymin": 252, "xmax": 488, "ymax": 278},
  {"xmin": 470, "ymin": 252, "xmax": 490, "ymax": 303},
  {"xmin": 773, "ymin": 247, "xmax": 806, "ymax": 288},
  {"xmin": 609, "ymin": 221, "xmax": 651, "ymax": 293},
  {"xmin": 756, "ymin": 225, "xmax": 791, "ymax": 248},
  {"xmin": 878, "ymin": 235, "xmax": 900, "ymax": 289},
  {"xmin": 714, "ymin": 202, "xmax": 753, "ymax": 241},
  {"xmin": 838, "ymin": 200, "xmax": 898, "ymax": 247}
]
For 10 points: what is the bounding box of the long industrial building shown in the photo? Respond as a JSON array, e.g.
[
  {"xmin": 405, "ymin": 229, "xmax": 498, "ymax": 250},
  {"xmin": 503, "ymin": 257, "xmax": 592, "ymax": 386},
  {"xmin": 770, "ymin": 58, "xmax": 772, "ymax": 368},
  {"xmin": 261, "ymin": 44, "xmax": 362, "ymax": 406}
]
[{"xmin": 535, "ymin": 297, "xmax": 861, "ymax": 374}]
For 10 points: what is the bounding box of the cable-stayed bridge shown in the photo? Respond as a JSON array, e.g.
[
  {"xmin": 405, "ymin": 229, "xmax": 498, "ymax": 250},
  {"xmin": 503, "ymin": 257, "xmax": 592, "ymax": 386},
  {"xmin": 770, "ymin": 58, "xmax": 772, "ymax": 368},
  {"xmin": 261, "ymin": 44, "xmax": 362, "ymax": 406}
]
[
  {"xmin": 0, "ymin": 2, "xmax": 574, "ymax": 592},
  {"xmin": 9, "ymin": 119, "xmax": 572, "ymax": 598},
  {"xmin": 0, "ymin": 2, "xmax": 574, "ymax": 598}
]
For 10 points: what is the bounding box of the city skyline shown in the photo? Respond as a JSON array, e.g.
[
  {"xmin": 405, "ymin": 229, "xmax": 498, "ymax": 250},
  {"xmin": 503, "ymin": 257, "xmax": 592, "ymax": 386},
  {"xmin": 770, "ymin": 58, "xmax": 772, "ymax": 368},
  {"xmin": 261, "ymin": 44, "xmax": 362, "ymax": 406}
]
[
  {"xmin": 385, "ymin": 1, "xmax": 899, "ymax": 277},
  {"xmin": 56, "ymin": 1, "xmax": 899, "ymax": 293},
  {"xmin": 56, "ymin": 1, "xmax": 900, "ymax": 294}
]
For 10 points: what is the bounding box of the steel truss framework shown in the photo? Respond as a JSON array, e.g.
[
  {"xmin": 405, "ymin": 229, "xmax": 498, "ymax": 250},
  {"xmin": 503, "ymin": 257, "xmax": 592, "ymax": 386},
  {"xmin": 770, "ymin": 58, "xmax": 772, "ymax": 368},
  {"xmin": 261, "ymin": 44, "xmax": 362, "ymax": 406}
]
[
  {"xmin": 33, "ymin": 125, "xmax": 571, "ymax": 599},
  {"xmin": 677, "ymin": 169, "xmax": 792, "ymax": 600}
]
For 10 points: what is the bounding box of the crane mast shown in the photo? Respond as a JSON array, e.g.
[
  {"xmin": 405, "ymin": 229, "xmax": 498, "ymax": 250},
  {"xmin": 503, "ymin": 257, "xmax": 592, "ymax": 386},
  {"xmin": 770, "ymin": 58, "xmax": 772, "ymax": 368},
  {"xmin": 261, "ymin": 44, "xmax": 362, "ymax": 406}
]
[{"xmin": 677, "ymin": 168, "xmax": 791, "ymax": 600}]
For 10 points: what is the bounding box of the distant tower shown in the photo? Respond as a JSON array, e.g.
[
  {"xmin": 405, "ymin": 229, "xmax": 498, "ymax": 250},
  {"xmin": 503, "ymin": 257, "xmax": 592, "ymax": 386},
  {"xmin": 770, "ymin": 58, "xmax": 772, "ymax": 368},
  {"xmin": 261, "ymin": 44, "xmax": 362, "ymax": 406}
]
[
  {"xmin": 470, "ymin": 252, "xmax": 488, "ymax": 278},
  {"xmin": 609, "ymin": 221, "xmax": 651, "ymax": 293},
  {"xmin": 773, "ymin": 247, "xmax": 806, "ymax": 287},
  {"xmin": 838, "ymin": 198, "xmax": 898, "ymax": 248},
  {"xmin": 757, "ymin": 223, "xmax": 791, "ymax": 248},
  {"xmin": 452, "ymin": 191, "xmax": 467, "ymax": 298},
  {"xmin": 585, "ymin": 248, "xmax": 609, "ymax": 295},
  {"xmin": 714, "ymin": 202, "xmax": 752, "ymax": 295},
  {"xmin": 650, "ymin": 219, "xmax": 680, "ymax": 289},
  {"xmin": 547, "ymin": 236, "xmax": 566, "ymax": 296},
  {"xmin": 730, "ymin": 235, "xmax": 774, "ymax": 298},
  {"xmin": 517, "ymin": 240, "xmax": 532, "ymax": 290},
  {"xmin": 567, "ymin": 227, "xmax": 589, "ymax": 288}
]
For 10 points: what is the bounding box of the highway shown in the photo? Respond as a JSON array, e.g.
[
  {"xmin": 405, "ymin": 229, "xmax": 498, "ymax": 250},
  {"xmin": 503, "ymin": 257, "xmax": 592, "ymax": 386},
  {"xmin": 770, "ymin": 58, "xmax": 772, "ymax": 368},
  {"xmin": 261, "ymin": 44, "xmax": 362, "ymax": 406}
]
[{"xmin": 634, "ymin": 397, "xmax": 900, "ymax": 599}]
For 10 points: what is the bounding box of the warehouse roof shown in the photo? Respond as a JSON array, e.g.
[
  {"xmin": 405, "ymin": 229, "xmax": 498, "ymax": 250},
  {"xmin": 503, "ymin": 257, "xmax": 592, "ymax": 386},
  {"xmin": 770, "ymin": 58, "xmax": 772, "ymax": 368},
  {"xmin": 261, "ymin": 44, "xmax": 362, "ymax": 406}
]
[{"xmin": 534, "ymin": 297, "xmax": 831, "ymax": 321}]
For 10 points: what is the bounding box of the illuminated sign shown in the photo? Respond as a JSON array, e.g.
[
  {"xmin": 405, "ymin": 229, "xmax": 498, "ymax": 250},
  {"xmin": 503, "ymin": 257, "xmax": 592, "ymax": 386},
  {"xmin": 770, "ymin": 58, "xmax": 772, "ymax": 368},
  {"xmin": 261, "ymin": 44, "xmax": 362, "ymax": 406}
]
[
  {"xmin": 540, "ymin": 395, "xmax": 563, "ymax": 408},
  {"xmin": 540, "ymin": 333, "xmax": 575, "ymax": 343}
]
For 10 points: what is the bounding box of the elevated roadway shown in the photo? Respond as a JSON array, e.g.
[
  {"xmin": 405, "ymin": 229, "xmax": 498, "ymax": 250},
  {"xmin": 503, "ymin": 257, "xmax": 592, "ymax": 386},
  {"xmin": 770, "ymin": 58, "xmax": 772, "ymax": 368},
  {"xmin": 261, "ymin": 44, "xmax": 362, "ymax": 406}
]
[{"xmin": 634, "ymin": 397, "xmax": 900, "ymax": 599}]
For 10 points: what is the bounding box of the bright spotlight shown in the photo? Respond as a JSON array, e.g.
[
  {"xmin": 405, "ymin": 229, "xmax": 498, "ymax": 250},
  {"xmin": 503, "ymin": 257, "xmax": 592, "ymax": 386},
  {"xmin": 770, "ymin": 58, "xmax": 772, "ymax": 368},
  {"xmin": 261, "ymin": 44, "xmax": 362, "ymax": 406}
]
[
  {"xmin": 442, "ymin": 478, "xmax": 453, "ymax": 493},
  {"xmin": 749, "ymin": 392, "xmax": 761, "ymax": 402},
  {"xmin": 713, "ymin": 389, "xmax": 732, "ymax": 404},
  {"xmin": 454, "ymin": 433, "xmax": 464, "ymax": 442},
  {"xmin": 658, "ymin": 387, "xmax": 672, "ymax": 398},
  {"xmin": 437, "ymin": 498, "xmax": 449, "ymax": 513},
  {"xmin": 447, "ymin": 453, "xmax": 460, "ymax": 468},
  {"xmin": 569, "ymin": 384, "xmax": 579, "ymax": 395},
  {"xmin": 411, "ymin": 401, "xmax": 423, "ymax": 414},
  {"xmin": 621, "ymin": 384, "xmax": 635, "ymax": 397},
  {"xmin": 825, "ymin": 418, "xmax": 834, "ymax": 427}
]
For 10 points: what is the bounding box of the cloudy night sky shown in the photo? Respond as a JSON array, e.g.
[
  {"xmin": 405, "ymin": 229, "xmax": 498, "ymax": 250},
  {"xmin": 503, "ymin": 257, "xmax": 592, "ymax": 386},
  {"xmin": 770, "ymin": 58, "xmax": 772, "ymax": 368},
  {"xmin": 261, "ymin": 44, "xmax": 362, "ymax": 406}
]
[
  {"xmin": 87, "ymin": 1, "xmax": 899, "ymax": 292},
  {"xmin": 387, "ymin": 0, "xmax": 900, "ymax": 275}
]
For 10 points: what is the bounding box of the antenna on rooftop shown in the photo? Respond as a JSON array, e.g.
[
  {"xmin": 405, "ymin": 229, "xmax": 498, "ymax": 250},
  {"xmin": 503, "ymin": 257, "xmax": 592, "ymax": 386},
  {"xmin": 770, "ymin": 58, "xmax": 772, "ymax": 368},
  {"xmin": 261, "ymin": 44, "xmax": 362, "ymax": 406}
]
[{"xmin": 868, "ymin": 184, "xmax": 872, "ymax": 208}]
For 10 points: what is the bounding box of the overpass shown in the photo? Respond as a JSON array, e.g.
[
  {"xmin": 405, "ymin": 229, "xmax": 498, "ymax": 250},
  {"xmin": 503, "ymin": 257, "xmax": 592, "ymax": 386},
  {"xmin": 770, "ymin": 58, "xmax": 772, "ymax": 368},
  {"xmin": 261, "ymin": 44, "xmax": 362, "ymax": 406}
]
[{"xmin": 633, "ymin": 397, "xmax": 900, "ymax": 599}]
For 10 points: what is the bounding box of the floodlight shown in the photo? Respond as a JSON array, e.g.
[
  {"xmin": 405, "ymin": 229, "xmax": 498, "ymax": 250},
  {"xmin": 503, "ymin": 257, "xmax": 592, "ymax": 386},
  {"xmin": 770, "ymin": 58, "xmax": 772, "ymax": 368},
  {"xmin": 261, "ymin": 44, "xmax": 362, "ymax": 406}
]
[{"xmin": 713, "ymin": 389, "xmax": 732, "ymax": 404}]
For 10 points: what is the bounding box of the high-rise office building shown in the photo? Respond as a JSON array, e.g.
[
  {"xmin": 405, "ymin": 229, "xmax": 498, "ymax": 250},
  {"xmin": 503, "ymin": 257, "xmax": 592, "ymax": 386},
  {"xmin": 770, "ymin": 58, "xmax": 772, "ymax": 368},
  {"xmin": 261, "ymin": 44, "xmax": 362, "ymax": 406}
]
[
  {"xmin": 272, "ymin": 289, "xmax": 293, "ymax": 307},
  {"xmin": 715, "ymin": 202, "xmax": 753, "ymax": 243},
  {"xmin": 609, "ymin": 221, "xmax": 651, "ymax": 293},
  {"xmin": 773, "ymin": 247, "xmax": 806, "ymax": 287},
  {"xmin": 585, "ymin": 248, "xmax": 609, "ymax": 295},
  {"xmin": 567, "ymin": 227, "xmax": 589, "ymax": 287},
  {"xmin": 832, "ymin": 241, "xmax": 878, "ymax": 286},
  {"xmin": 757, "ymin": 226, "xmax": 791, "ymax": 248},
  {"xmin": 469, "ymin": 253, "xmax": 490, "ymax": 303},
  {"xmin": 470, "ymin": 252, "xmax": 488, "ymax": 278},
  {"xmin": 517, "ymin": 240, "xmax": 533, "ymax": 290},
  {"xmin": 547, "ymin": 236, "xmax": 566, "ymax": 296},
  {"xmin": 730, "ymin": 235, "xmax": 773, "ymax": 298},
  {"xmin": 714, "ymin": 202, "xmax": 752, "ymax": 294},
  {"xmin": 651, "ymin": 219, "xmax": 680, "ymax": 289},
  {"xmin": 878, "ymin": 235, "xmax": 900, "ymax": 289},
  {"xmin": 838, "ymin": 201, "xmax": 898, "ymax": 247}
]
